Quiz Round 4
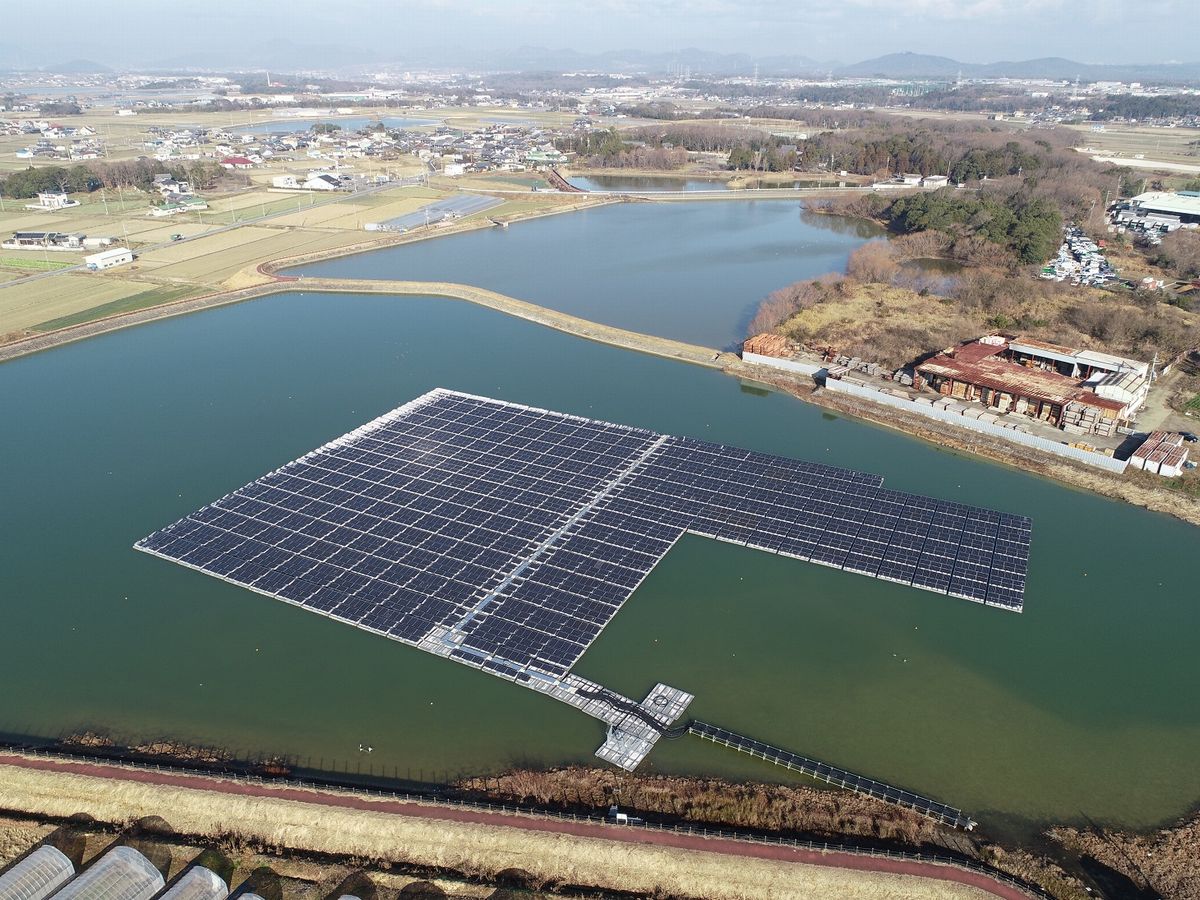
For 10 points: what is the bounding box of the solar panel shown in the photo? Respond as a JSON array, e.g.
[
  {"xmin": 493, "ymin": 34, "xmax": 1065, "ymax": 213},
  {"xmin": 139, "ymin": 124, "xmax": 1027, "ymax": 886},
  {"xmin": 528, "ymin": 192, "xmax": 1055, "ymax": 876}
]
[{"xmin": 139, "ymin": 389, "xmax": 1032, "ymax": 689}]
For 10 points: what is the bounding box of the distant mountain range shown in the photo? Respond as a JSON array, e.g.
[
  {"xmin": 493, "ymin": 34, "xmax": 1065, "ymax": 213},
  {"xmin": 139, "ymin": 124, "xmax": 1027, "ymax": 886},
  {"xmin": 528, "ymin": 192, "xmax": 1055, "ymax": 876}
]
[
  {"xmin": 4, "ymin": 43, "xmax": 1199, "ymax": 84},
  {"xmin": 44, "ymin": 58, "xmax": 113, "ymax": 74},
  {"xmin": 834, "ymin": 51, "xmax": 1200, "ymax": 82}
]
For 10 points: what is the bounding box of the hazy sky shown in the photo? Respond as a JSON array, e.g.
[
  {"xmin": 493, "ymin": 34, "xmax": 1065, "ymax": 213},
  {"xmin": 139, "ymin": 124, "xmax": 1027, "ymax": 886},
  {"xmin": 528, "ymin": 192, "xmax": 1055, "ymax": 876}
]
[{"xmin": 1, "ymin": 0, "xmax": 1192, "ymax": 68}]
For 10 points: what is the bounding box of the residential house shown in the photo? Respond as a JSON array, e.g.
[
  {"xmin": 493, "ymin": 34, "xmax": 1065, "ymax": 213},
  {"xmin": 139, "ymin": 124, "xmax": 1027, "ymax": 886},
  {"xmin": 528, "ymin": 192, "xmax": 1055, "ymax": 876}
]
[{"xmin": 24, "ymin": 192, "xmax": 80, "ymax": 211}]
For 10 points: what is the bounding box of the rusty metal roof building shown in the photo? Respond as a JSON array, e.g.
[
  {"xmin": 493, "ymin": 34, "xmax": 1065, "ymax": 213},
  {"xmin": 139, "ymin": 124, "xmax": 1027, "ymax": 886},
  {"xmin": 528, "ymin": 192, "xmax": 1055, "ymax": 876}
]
[{"xmin": 917, "ymin": 353, "xmax": 1121, "ymax": 411}]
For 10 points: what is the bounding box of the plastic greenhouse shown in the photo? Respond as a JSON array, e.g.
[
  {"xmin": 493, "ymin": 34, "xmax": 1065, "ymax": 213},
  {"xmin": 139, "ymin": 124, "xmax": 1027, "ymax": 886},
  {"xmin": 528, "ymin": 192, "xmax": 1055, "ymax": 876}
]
[
  {"xmin": 157, "ymin": 868, "xmax": 228, "ymax": 900},
  {"xmin": 0, "ymin": 845, "xmax": 75, "ymax": 900},
  {"xmin": 50, "ymin": 847, "xmax": 163, "ymax": 900}
]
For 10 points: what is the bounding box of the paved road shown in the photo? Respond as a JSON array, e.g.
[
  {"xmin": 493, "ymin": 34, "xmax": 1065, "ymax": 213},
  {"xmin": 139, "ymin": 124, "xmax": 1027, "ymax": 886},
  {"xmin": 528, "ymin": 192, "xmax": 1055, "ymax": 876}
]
[{"xmin": 0, "ymin": 752, "xmax": 1033, "ymax": 900}]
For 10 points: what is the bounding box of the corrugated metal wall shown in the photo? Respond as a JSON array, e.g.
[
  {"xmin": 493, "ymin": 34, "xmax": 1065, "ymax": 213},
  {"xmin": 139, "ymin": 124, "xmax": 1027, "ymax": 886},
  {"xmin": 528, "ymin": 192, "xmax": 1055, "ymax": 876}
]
[
  {"xmin": 743, "ymin": 353, "xmax": 824, "ymax": 376},
  {"xmin": 824, "ymin": 379, "xmax": 1130, "ymax": 475}
]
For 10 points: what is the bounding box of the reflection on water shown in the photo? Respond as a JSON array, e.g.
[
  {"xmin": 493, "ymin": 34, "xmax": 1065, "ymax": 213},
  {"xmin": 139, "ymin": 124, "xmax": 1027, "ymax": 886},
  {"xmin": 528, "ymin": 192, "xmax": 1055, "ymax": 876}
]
[
  {"xmin": 295, "ymin": 201, "xmax": 876, "ymax": 348},
  {"xmin": 570, "ymin": 174, "xmax": 860, "ymax": 194},
  {"xmin": 799, "ymin": 209, "xmax": 887, "ymax": 239}
]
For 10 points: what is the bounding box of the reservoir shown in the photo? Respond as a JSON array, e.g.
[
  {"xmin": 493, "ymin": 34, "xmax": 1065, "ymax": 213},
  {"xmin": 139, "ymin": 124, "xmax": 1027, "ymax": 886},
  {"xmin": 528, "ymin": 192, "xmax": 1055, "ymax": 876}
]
[
  {"xmin": 2, "ymin": 285, "xmax": 1199, "ymax": 843},
  {"xmin": 294, "ymin": 201, "xmax": 882, "ymax": 348},
  {"xmin": 567, "ymin": 175, "xmax": 739, "ymax": 192},
  {"xmin": 567, "ymin": 175, "xmax": 847, "ymax": 193}
]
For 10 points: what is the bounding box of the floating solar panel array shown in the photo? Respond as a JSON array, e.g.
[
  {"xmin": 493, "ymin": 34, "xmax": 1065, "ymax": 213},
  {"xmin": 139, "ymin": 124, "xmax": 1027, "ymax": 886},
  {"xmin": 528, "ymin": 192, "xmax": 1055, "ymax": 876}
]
[
  {"xmin": 137, "ymin": 389, "xmax": 1031, "ymax": 767},
  {"xmin": 382, "ymin": 194, "xmax": 502, "ymax": 231}
]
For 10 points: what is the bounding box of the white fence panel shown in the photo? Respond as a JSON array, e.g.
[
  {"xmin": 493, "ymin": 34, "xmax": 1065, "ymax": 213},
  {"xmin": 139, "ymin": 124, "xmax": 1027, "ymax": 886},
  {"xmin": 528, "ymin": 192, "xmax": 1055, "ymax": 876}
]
[{"xmin": 743, "ymin": 353, "xmax": 825, "ymax": 377}]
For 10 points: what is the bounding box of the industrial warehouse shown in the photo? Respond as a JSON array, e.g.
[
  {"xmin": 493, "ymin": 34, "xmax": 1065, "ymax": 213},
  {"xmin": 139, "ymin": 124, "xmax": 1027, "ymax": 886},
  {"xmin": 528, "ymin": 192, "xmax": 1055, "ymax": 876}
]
[
  {"xmin": 743, "ymin": 331, "xmax": 1152, "ymax": 439},
  {"xmin": 1112, "ymin": 189, "xmax": 1200, "ymax": 233},
  {"xmin": 915, "ymin": 334, "xmax": 1151, "ymax": 437}
]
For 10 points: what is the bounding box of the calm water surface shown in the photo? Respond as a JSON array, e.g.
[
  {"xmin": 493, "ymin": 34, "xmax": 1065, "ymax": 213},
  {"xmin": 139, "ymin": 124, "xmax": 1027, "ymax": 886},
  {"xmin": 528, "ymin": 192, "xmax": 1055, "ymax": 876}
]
[
  {"xmin": 294, "ymin": 201, "xmax": 883, "ymax": 348},
  {"xmin": 2, "ymin": 291, "xmax": 1198, "ymax": 842},
  {"xmin": 568, "ymin": 176, "xmax": 846, "ymax": 193},
  {"xmin": 568, "ymin": 175, "xmax": 737, "ymax": 192}
]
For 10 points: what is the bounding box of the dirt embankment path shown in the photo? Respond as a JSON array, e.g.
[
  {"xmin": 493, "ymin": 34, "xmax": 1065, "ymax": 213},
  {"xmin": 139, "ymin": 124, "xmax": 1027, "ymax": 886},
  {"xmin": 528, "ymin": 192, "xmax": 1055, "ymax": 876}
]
[
  {"xmin": 0, "ymin": 753, "xmax": 1029, "ymax": 900},
  {"xmin": 0, "ymin": 235, "xmax": 1195, "ymax": 529},
  {"xmin": 0, "ymin": 276, "xmax": 731, "ymax": 369}
]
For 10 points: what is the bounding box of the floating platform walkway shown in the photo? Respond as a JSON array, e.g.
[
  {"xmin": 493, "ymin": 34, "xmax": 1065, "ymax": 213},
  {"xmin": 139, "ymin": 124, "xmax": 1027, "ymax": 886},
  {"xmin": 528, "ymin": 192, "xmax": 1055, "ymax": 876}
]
[
  {"xmin": 137, "ymin": 389, "xmax": 1006, "ymax": 819},
  {"xmin": 687, "ymin": 721, "xmax": 975, "ymax": 830}
]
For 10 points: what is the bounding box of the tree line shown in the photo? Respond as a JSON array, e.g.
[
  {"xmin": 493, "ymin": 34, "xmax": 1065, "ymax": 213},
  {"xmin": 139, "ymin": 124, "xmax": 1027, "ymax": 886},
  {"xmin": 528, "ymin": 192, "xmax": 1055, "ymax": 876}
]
[
  {"xmin": 887, "ymin": 189, "xmax": 1062, "ymax": 264},
  {"xmin": 0, "ymin": 158, "xmax": 234, "ymax": 199},
  {"xmin": 747, "ymin": 239, "xmax": 1199, "ymax": 369},
  {"xmin": 794, "ymin": 120, "xmax": 1052, "ymax": 180},
  {"xmin": 1084, "ymin": 95, "xmax": 1200, "ymax": 121}
]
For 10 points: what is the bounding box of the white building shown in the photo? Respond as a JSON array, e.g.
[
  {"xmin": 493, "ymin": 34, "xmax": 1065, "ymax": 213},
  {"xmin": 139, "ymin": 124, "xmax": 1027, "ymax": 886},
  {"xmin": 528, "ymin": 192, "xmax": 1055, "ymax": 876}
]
[
  {"xmin": 443, "ymin": 162, "xmax": 466, "ymax": 177},
  {"xmin": 1117, "ymin": 191, "xmax": 1200, "ymax": 231},
  {"xmin": 303, "ymin": 172, "xmax": 342, "ymax": 191},
  {"xmin": 85, "ymin": 247, "xmax": 133, "ymax": 270},
  {"xmin": 25, "ymin": 191, "xmax": 80, "ymax": 211},
  {"xmin": 1091, "ymin": 369, "xmax": 1151, "ymax": 415}
]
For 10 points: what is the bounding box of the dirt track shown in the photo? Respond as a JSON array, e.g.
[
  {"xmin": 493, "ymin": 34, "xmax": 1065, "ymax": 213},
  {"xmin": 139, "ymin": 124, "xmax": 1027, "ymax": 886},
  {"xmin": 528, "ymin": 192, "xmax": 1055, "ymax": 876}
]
[{"xmin": 0, "ymin": 753, "xmax": 1030, "ymax": 900}]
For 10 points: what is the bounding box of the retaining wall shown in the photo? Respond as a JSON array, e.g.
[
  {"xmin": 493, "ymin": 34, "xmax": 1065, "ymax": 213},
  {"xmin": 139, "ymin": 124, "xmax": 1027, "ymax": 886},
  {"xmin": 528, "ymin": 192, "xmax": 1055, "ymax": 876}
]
[
  {"xmin": 824, "ymin": 378, "xmax": 1129, "ymax": 474},
  {"xmin": 742, "ymin": 352, "xmax": 825, "ymax": 377}
]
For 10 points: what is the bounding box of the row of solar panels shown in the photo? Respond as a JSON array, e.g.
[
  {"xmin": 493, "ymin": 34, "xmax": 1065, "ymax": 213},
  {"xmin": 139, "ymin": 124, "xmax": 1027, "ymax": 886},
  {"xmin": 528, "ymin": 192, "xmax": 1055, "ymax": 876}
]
[
  {"xmin": 381, "ymin": 193, "xmax": 502, "ymax": 231},
  {"xmin": 688, "ymin": 722, "xmax": 975, "ymax": 829},
  {"xmin": 139, "ymin": 390, "xmax": 1033, "ymax": 696}
]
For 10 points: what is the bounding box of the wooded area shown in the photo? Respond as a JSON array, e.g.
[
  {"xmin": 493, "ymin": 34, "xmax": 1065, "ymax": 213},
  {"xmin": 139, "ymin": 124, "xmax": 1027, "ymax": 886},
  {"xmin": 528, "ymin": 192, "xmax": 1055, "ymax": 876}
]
[{"xmin": 0, "ymin": 159, "xmax": 241, "ymax": 198}]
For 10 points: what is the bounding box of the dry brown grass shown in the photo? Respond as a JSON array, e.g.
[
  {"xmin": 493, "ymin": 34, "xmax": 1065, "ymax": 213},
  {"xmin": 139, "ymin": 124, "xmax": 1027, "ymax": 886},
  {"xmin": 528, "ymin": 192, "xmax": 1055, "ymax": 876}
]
[
  {"xmin": 1050, "ymin": 813, "xmax": 1200, "ymax": 900},
  {"xmin": 765, "ymin": 266, "xmax": 1199, "ymax": 372},
  {"xmin": 0, "ymin": 815, "xmax": 53, "ymax": 867},
  {"xmin": 459, "ymin": 767, "xmax": 945, "ymax": 846},
  {"xmin": 777, "ymin": 282, "xmax": 983, "ymax": 370},
  {"xmin": 0, "ymin": 763, "xmax": 992, "ymax": 900}
]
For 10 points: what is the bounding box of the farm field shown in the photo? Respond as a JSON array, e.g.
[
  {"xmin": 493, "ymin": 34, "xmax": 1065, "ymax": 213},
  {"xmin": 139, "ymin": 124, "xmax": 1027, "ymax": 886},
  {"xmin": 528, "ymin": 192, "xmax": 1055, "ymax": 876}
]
[
  {"xmin": 0, "ymin": 104, "xmax": 584, "ymax": 340},
  {"xmin": 0, "ymin": 273, "xmax": 185, "ymax": 333},
  {"xmin": 1067, "ymin": 123, "xmax": 1200, "ymax": 168},
  {"xmin": 271, "ymin": 197, "xmax": 428, "ymax": 229},
  {"xmin": 0, "ymin": 253, "xmax": 75, "ymax": 271},
  {"xmin": 135, "ymin": 225, "xmax": 376, "ymax": 282},
  {"xmin": 265, "ymin": 200, "xmax": 377, "ymax": 228}
]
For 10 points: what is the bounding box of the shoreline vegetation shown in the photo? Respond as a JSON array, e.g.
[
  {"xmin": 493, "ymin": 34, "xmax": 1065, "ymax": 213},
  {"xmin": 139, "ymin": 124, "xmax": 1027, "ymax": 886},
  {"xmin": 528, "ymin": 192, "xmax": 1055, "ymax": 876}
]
[
  {"xmin": 2, "ymin": 196, "xmax": 1196, "ymax": 530},
  {"xmin": 0, "ymin": 755, "xmax": 1034, "ymax": 900},
  {"xmin": 3, "ymin": 741, "xmax": 1198, "ymax": 900}
]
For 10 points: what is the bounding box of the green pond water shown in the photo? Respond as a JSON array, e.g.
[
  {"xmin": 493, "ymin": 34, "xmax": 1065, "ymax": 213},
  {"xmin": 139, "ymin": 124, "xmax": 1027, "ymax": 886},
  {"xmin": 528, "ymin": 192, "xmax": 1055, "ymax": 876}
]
[
  {"xmin": 295, "ymin": 200, "xmax": 883, "ymax": 348},
  {"xmin": 1, "ymin": 290, "xmax": 1198, "ymax": 844}
]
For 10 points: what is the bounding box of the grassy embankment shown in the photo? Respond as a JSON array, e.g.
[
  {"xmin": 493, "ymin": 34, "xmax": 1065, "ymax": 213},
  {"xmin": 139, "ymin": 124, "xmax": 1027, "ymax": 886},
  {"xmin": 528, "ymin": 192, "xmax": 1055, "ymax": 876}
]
[
  {"xmin": 0, "ymin": 763, "xmax": 994, "ymax": 900},
  {"xmin": 0, "ymin": 174, "xmax": 598, "ymax": 339}
]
